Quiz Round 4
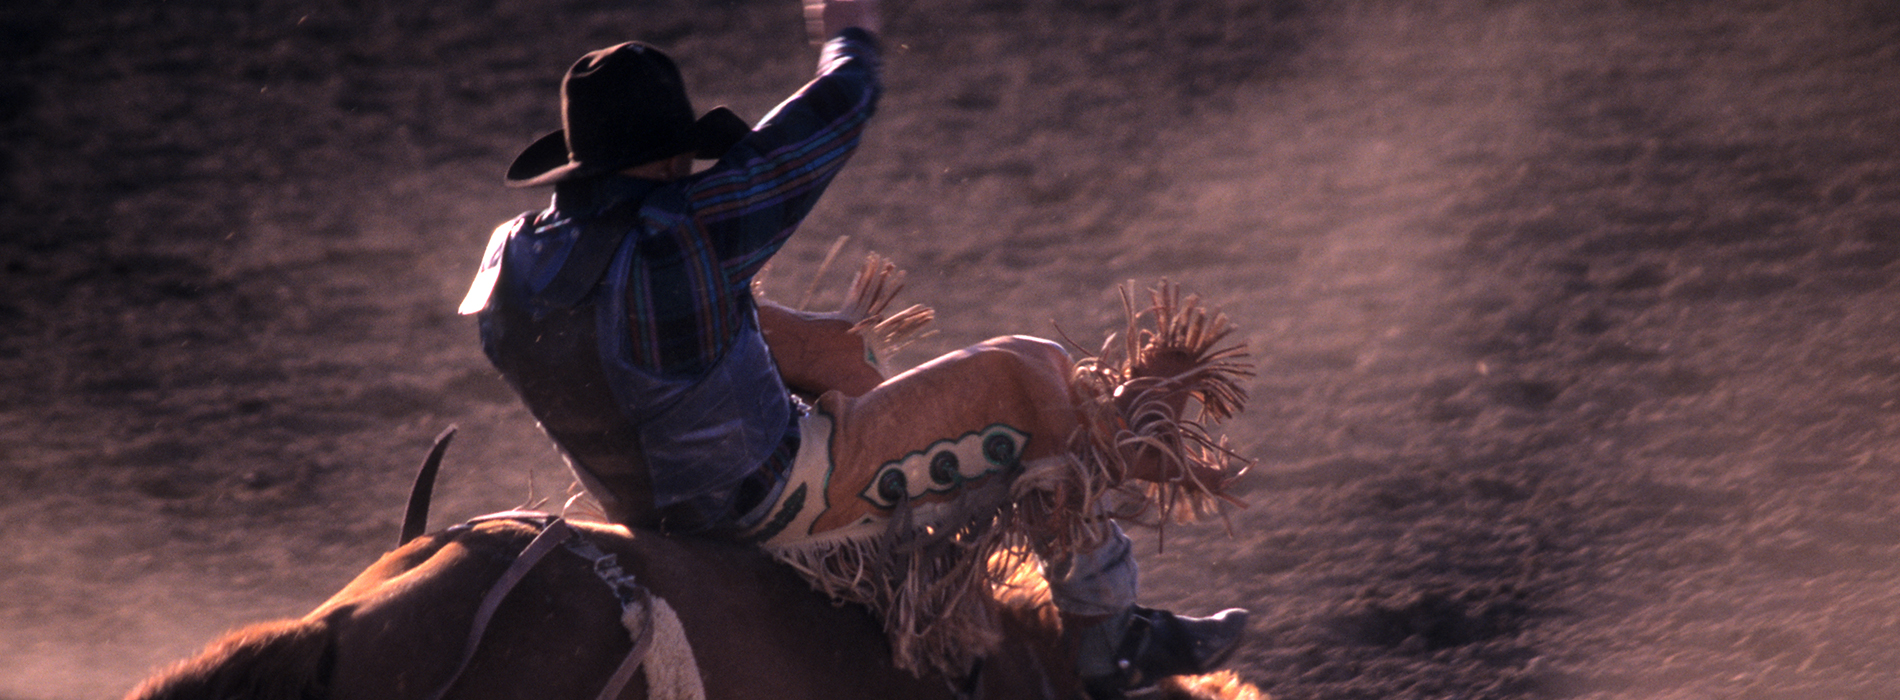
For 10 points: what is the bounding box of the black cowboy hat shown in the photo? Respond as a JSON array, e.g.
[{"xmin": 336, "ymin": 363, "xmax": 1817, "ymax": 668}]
[{"xmin": 506, "ymin": 42, "xmax": 751, "ymax": 188}]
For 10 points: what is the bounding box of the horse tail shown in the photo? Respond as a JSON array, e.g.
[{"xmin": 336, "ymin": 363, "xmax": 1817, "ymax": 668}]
[
  {"xmin": 400, "ymin": 425, "xmax": 458, "ymax": 546},
  {"xmin": 123, "ymin": 617, "xmax": 335, "ymax": 700}
]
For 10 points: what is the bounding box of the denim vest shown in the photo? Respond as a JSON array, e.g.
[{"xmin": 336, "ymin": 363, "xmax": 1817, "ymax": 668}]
[{"xmin": 473, "ymin": 198, "xmax": 794, "ymax": 529}]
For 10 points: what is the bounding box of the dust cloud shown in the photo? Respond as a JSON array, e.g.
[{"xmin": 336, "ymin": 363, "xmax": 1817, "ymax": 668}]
[{"xmin": 3, "ymin": 1, "xmax": 1897, "ymax": 699}]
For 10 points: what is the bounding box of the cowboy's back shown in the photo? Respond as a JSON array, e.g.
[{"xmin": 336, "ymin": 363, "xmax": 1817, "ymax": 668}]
[
  {"xmin": 461, "ymin": 3, "xmax": 1253, "ymax": 693},
  {"xmin": 468, "ymin": 30, "xmax": 880, "ymax": 530}
]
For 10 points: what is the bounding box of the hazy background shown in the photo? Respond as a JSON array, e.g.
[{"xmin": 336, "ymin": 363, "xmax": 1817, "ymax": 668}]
[{"xmin": 3, "ymin": 1, "xmax": 1897, "ymax": 698}]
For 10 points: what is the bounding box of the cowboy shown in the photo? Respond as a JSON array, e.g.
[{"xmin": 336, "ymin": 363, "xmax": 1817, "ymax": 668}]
[{"xmin": 459, "ymin": 1, "xmax": 1248, "ymax": 695}]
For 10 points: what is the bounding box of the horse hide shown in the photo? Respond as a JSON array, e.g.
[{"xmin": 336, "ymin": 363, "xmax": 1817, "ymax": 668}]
[
  {"xmin": 123, "ymin": 514, "xmax": 1268, "ymax": 700},
  {"xmin": 125, "ymin": 617, "xmax": 333, "ymax": 700}
]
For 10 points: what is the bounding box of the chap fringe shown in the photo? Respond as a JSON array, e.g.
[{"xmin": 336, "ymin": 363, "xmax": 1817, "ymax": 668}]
[
  {"xmin": 1071, "ymin": 280, "xmax": 1254, "ymax": 532},
  {"xmin": 765, "ymin": 280, "xmax": 1252, "ymax": 677}
]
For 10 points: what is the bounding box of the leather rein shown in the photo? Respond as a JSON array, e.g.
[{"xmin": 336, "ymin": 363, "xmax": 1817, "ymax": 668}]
[
  {"xmin": 424, "ymin": 512, "xmax": 656, "ymax": 700},
  {"xmin": 401, "ymin": 429, "xmax": 657, "ymax": 700}
]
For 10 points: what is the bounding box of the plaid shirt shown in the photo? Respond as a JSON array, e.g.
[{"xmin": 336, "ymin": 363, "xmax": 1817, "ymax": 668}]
[
  {"xmin": 503, "ymin": 29, "xmax": 880, "ymax": 377},
  {"xmin": 472, "ymin": 30, "xmax": 879, "ymax": 522}
]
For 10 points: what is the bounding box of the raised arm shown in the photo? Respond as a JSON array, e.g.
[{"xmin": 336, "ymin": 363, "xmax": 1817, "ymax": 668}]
[{"xmin": 687, "ymin": 6, "xmax": 883, "ymax": 278}]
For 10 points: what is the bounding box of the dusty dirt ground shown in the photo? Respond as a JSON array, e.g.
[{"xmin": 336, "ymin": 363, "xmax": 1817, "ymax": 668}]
[{"xmin": 4, "ymin": 0, "xmax": 1899, "ymax": 698}]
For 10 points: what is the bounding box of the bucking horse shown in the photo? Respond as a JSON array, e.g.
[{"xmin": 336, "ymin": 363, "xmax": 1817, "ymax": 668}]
[
  {"xmin": 125, "ymin": 284, "xmax": 1266, "ymax": 700},
  {"xmin": 124, "ymin": 511, "xmax": 1262, "ymax": 700},
  {"xmin": 124, "ymin": 436, "xmax": 1262, "ymax": 700}
]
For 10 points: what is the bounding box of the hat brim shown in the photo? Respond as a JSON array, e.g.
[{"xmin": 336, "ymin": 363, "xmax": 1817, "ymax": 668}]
[
  {"xmin": 504, "ymin": 107, "xmax": 752, "ymax": 188},
  {"xmin": 504, "ymin": 131, "xmax": 590, "ymax": 188}
]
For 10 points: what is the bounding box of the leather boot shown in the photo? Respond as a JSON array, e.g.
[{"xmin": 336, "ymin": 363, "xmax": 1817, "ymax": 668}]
[{"xmin": 1076, "ymin": 605, "xmax": 1249, "ymax": 699}]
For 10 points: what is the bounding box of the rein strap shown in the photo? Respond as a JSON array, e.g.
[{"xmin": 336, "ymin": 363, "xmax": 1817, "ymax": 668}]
[{"xmin": 424, "ymin": 513, "xmax": 656, "ymax": 700}]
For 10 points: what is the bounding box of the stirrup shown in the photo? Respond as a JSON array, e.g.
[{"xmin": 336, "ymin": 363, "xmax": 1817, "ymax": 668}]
[{"xmin": 1082, "ymin": 606, "xmax": 1250, "ymax": 699}]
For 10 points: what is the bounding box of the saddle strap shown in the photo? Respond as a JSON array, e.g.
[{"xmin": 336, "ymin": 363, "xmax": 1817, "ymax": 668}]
[
  {"xmin": 424, "ymin": 513, "xmax": 659, "ymax": 700},
  {"xmin": 565, "ymin": 526, "xmax": 658, "ymax": 700},
  {"xmin": 597, "ymin": 605, "xmax": 655, "ymax": 700},
  {"xmin": 426, "ymin": 516, "xmax": 576, "ymax": 700}
]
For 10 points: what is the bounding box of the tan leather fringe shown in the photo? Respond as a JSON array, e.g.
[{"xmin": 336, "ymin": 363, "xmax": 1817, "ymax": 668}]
[{"xmin": 766, "ymin": 281, "xmax": 1252, "ymax": 677}]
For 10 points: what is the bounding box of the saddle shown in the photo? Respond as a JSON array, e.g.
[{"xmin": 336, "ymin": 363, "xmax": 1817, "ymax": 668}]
[
  {"xmin": 423, "ymin": 511, "xmax": 704, "ymax": 700},
  {"xmin": 403, "ymin": 433, "xmax": 700, "ymax": 700}
]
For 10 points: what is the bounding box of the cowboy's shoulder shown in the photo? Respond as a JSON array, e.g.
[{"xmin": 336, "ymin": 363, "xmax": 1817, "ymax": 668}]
[
  {"xmin": 460, "ymin": 210, "xmax": 552, "ymax": 315},
  {"xmin": 496, "ymin": 209, "xmax": 585, "ymax": 264}
]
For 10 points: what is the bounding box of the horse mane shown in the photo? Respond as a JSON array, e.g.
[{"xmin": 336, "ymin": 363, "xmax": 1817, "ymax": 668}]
[{"xmin": 124, "ymin": 616, "xmax": 334, "ymax": 700}]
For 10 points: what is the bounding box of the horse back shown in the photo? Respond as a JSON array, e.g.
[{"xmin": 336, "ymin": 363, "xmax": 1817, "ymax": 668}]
[
  {"xmin": 573, "ymin": 519, "xmax": 961, "ymax": 700},
  {"xmin": 317, "ymin": 517, "xmax": 957, "ymax": 700},
  {"xmin": 126, "ymin": 515, "xmax": 1259, "ymax": 700}
]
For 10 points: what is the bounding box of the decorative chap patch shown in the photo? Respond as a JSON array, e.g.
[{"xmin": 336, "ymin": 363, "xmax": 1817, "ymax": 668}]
[
  {"xmin": 742, "ymin": 419, "xmax": 1030, "ymax": 548},
  {"xmin": 859, "ymin": 424, "xmax": 1028, "ymax": 509},
  {"xmin": 741, "ymin": 412, "xmax": 863, "ymax": 547}
]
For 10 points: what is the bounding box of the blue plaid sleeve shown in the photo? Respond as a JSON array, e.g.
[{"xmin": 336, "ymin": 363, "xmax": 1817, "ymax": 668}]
[{"xmin": 684, "ymin": 28, "xmax": 882, "ymax": 279}]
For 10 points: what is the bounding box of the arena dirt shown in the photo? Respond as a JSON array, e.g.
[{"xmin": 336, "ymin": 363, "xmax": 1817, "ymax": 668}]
[{"xmin": 2, "ymin": 1, "xmax": 1897, "ymax": 698}]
